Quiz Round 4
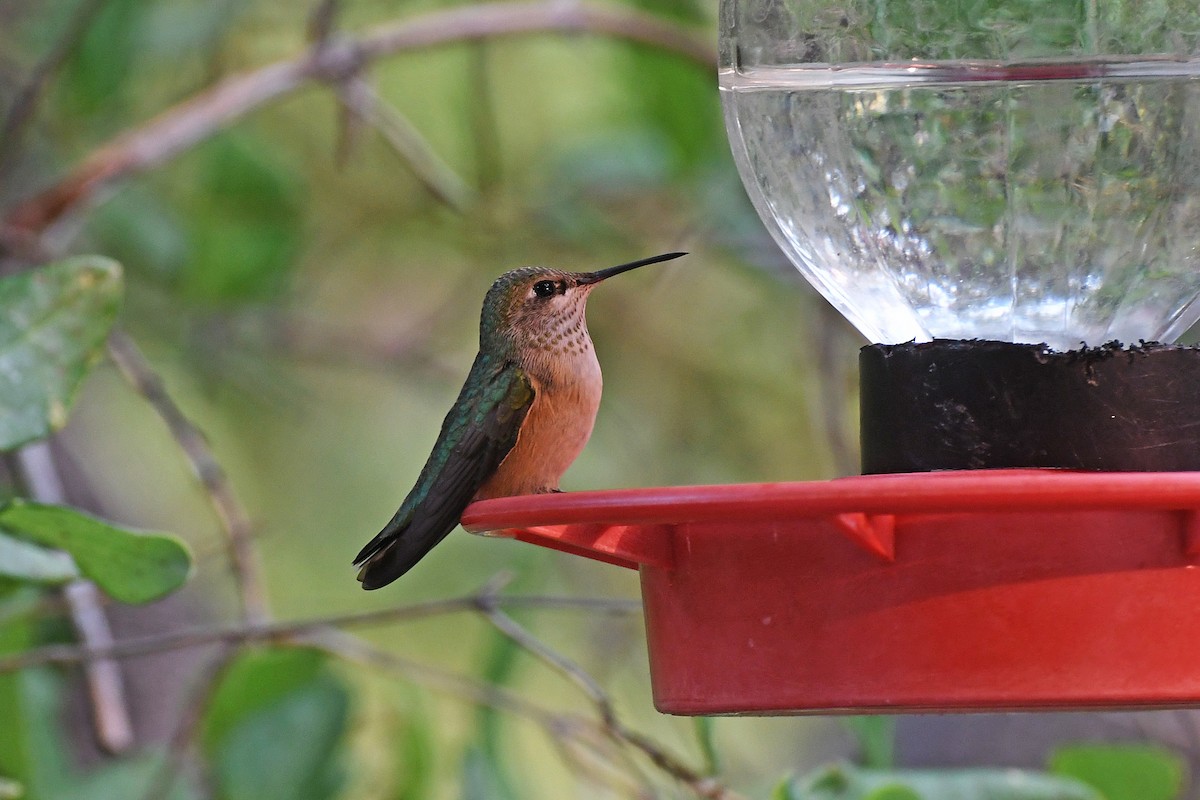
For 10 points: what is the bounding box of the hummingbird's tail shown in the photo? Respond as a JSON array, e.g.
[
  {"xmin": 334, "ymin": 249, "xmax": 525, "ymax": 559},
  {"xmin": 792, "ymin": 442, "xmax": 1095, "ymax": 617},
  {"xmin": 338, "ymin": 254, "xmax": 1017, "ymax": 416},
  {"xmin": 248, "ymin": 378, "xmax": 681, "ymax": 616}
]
[{"xmin": 353, "ymin": 509, "xmax": 457, "ymax": 589}]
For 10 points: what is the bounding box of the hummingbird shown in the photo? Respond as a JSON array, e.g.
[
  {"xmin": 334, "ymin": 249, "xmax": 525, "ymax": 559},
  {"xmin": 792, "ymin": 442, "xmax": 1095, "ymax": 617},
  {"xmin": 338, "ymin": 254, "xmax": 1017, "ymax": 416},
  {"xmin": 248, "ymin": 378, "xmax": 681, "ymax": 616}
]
[{"xmin": 354, "ymin": 251, "xmax": 686, "ymax": 589}]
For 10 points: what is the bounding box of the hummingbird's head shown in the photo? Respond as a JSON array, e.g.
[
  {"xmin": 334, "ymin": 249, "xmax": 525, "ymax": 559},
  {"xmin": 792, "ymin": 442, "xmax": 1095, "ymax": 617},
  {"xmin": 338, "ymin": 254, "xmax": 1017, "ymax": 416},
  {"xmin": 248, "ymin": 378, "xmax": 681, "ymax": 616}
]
[{"xmin": 480, "ymin": 252, "xmax": 685, "ymax": 353}]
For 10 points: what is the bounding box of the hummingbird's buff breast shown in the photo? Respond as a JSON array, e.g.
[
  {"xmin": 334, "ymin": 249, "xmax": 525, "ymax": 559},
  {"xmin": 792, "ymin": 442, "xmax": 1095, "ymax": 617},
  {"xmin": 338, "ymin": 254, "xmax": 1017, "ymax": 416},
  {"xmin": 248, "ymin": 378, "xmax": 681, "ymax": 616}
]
[{"xmin": 475, "ymin": 337, "xmax": 602, "ymax": 499}]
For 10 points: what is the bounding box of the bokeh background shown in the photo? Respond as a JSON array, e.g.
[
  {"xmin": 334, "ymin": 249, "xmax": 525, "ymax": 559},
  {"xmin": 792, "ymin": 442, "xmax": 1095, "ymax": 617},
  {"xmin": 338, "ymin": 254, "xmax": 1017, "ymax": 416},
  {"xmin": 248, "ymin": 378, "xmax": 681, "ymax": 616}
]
[{"xmin": 1, "ymin": 1, "xmax": 1195, "ymax": 799}]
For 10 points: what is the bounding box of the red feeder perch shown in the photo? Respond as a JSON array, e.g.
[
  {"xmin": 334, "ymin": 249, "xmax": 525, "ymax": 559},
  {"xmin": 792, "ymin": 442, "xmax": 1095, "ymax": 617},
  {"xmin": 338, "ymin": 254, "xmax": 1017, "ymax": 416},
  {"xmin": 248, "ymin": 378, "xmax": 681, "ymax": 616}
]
[{"xmin": 464, "ymin": 471, "xmax": 1200, "ymax": 715}]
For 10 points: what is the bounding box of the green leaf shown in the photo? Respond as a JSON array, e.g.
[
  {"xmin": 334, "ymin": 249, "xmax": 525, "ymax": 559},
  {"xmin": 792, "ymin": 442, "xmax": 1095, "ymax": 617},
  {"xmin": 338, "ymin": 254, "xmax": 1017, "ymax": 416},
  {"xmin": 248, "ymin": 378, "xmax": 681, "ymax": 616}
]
[
  {"xmin": 69, "ymin": 753, "xmax": 198, "ymax": 800},
  {"xmin": 1049, "ymin": 744, "xmax": 1184, "ymax": 800},
  {"xmin": 0, "ymin": 501, "xmax": 190, "ymax": 604},
  {"xmin": 60, "ymin": 0, "xmax": 147, "ymax": 116},
  {"xmin": 205, "ymin": 649, "xmax": 349, "ymax": 800},
  {"xmin": 0, "ymin": 584, "xmax": 45, "ymax": 628},
  {"xmin": 212, "ymin": 679, "xmax": 348, "ymax": 800},
  {"xmin": 0, "ymin": 531, "xmax": 77, "ymax": 585},
  {"xmin": 790, "ymin": 763, "xmax": 1102, "ymax": 800},
  {"xmin": 181, "ymin": 134, "xmax": 303, "ymax": 305},
  {"xmin": 0, "ymin": 635, "xmax": 30, "ymax": 796},
  {"xmin": 0, "ymin": 667, "xmax": 197, "ymax": 800},
  {"xmin": 0, "ymin": 257, "xmax": 122, "ymax": 450},
  {"xmin": 0, "ymin": 669, "xmax": 74, "ymax": 800},
  {"xmin": 845, "ymin": 717, "xmax": 896, "ymax": 768},
  {"xmin": 201, "ymin": 648, "xmax": 329, "ymax": 751}
]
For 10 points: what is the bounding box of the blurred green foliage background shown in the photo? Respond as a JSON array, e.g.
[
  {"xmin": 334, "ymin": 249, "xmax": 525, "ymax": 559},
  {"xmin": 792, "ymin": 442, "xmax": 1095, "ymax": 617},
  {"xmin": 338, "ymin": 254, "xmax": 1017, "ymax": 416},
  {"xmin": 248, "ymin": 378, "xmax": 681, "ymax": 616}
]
[{"xmin": 0, "ymin": 1, "xmax": 1193, "ymax": 799}]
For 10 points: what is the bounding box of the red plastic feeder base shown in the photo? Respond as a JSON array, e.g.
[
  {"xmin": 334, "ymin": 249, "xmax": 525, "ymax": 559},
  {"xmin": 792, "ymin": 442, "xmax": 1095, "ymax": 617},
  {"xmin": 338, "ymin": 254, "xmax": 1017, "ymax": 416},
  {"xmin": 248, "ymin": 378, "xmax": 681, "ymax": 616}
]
[{"xmin": 461, "ymin": 470, "xmax": 1200, "ymax": 715}]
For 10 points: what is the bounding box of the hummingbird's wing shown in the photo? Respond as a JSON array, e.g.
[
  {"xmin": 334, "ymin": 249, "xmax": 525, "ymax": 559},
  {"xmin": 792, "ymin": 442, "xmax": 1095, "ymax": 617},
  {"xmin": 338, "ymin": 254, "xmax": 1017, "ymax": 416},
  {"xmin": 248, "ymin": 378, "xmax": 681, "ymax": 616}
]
[{"xmin": 354, "ymin": 355, "xmax": 534, "ymax": 589}]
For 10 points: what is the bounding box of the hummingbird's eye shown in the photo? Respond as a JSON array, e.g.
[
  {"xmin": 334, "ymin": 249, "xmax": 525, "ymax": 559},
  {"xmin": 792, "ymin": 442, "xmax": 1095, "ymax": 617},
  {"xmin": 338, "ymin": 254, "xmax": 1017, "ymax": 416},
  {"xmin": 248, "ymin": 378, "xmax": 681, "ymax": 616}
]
[{"xmin": 532, "ymin": 280, "xmax": 557, "ymax": 298}]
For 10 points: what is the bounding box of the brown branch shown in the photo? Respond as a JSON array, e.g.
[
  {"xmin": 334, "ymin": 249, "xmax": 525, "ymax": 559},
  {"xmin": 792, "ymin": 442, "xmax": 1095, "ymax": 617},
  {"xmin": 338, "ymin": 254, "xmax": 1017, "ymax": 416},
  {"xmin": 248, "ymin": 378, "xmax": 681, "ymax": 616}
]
[
  {"xmin": 62, "ymin": 581, "xmax": 135, "ymax": 754},
  {"xmin": 306, "ymin": 0, "xmax": 368, "ymax": 170},
  {"xmin": 0, "ymin": 569, "xmax": 727, "ymax": 798},
  {"xmin": 352, "ymin": 1, "xmax": 714, "ymax": 66},
  {"xmin": 3, "ymin": 56, "xmax": 311, "ymax": 237},
  {"xmin": 306, "ymin": 0, "xmax": 342, "ymax": 46},
  {"xmin": 12, "ymin": 442, "xmax": 135, "ymax": 755},
  {"xmin": 306, "ymin": 629, "xmax": 661, "ymax": 798},
  {"xmin": 0, "ymin": 590, "xmax": 640, "ymax": 673},
  {"xmin": 480, "ymin": 600, "xmax": 617, "ymax": 724},
  {"xmin": 336, "ymin": 77, "xmax": 476, "ymax": 211},
  {"xmin": 106, "ymin": 330, "xmax": 270, "ymax": 624},
  {"xmin": 480, "ymin": 603, "xmax": 660, "ymax": 794},
  {"xmin": 2, "ymin": 0, "xmax": 714, "ymax": 238},
  {"xmin": 306, "ymin": 627, "xmax": 569, "ymax": 727},
  {"xmin": 545, "ymin": 728, "xmax": 654, "ymax": 798},
  {"xmin": 479, "ymin": 603, "xmax": 745, "ymax": 800}
]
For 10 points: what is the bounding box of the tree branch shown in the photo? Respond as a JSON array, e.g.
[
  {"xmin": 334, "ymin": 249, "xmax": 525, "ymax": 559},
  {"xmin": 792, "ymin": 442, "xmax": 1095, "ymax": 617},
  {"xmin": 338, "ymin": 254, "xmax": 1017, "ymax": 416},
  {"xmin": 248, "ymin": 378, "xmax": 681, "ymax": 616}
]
[
  {"xmin": 479, "ymin": 603, "xmax": 745, "ymax": 800},
  {"xmin": 106, "ymin": 331, "xmax": 270, "ymax": 625},
  {"xmin": 0, "ymin": 562, "xmax": 730, "ymax": 797},
  {"xmin": 1, "ymin": 0, "xmax": 714, "ymax": 240},
  {"xmin": 12, "ymin": 442, "xmax": 135, "ymax": 755},
  {"xmin": 306, "ymin": 626, "xmax": 570, "ymax": 728},
  {"xmin": 336, "ymin": 77, "xmax": 476, "ymax": 211},
  {"xmin": 307, "ymin": 628, "xmax": 698, "ymax": 798},
  {"xmin": 0, "ymin": 589, "xmax": 640, "ymax": 673}
]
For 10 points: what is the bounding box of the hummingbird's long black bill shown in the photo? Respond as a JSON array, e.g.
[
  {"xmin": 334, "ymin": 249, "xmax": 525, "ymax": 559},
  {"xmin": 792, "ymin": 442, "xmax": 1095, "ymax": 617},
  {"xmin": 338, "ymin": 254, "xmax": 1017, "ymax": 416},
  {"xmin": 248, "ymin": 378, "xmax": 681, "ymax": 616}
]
[{"xmin": 576, "ymin": 251, "xmax": 686, "ymax": 285}]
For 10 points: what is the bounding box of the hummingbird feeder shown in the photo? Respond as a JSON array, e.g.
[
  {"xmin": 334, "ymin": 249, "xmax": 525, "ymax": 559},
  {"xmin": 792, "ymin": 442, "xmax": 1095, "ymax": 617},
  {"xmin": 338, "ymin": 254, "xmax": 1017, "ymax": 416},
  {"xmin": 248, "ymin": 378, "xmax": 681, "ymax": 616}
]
[{"xmin": 465, "ymin": 1, "xmax": 1200, "ymax": 714}]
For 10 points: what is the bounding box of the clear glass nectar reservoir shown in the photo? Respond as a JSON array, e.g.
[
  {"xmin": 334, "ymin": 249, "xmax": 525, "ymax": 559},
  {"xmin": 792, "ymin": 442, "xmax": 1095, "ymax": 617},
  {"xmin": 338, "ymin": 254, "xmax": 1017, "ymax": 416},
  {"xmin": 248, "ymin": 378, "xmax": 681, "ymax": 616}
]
[{"xmin": 720, "ymin": 1, "xmax": 1200, "ymax": 349}]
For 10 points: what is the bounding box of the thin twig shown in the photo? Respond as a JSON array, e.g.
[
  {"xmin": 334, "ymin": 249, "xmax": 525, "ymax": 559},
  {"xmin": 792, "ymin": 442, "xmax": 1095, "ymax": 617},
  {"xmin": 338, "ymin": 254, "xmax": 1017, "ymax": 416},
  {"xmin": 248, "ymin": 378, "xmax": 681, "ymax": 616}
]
[
  {"xmin": 546, "ymin": 729, "xmax": 654, "ymax": 799},
  {"xmin": 0, "ymin": 590, "xmax": 640, "ymax": 673},
  {"xmin": 306, "ymin": 626, "xmax": 570, "ymax": 726},
  {"xmin": 479, "ymin": 603, "xmax": 745, "ymax": 800},
  {"xmin": 12, "ymin": 442, "xmax": 134, "ymax": 755},
  {"xmin": 307, "ymin": 628, "xmax": 664, "ymax": 798},
  {"xmin": 481, "ymin": 601, "xmax": 617, "ymax": 724},
  {"xmin": 62, "ymin": 581, "xmax": 135, "ymax": 754},
  {"xmin": 2, "ymin": 0, "xmax": 714, "ymax": 239},
  {"xmin": 106, "ymin": 330, "xmax": 270, "ymax": 625},
  {"xmin": 337, "ymin": 77, "xmax": 476, "ymax": 210},
  {"xmin": 306, "ymin": 0, "xmax": 365, "ymax": 169},
  {"xmin": 306, "ymin": 0, "xmax": 341, "ymax": 45},
  {"xmin": 481, "ymin": 602, "xmax": 661, "ymax": 795},
  {"xmin": 352, "ymin": 1, "xmax": 714, "ymax": 65}
]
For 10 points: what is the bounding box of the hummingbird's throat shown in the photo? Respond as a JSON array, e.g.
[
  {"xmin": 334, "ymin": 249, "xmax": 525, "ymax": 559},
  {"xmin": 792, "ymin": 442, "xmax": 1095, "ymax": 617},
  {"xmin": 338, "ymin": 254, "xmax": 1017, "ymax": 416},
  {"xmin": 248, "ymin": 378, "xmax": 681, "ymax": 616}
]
[{"xmin": 529, "ymin": 299, "xmax": 592, "ymax": 357}]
